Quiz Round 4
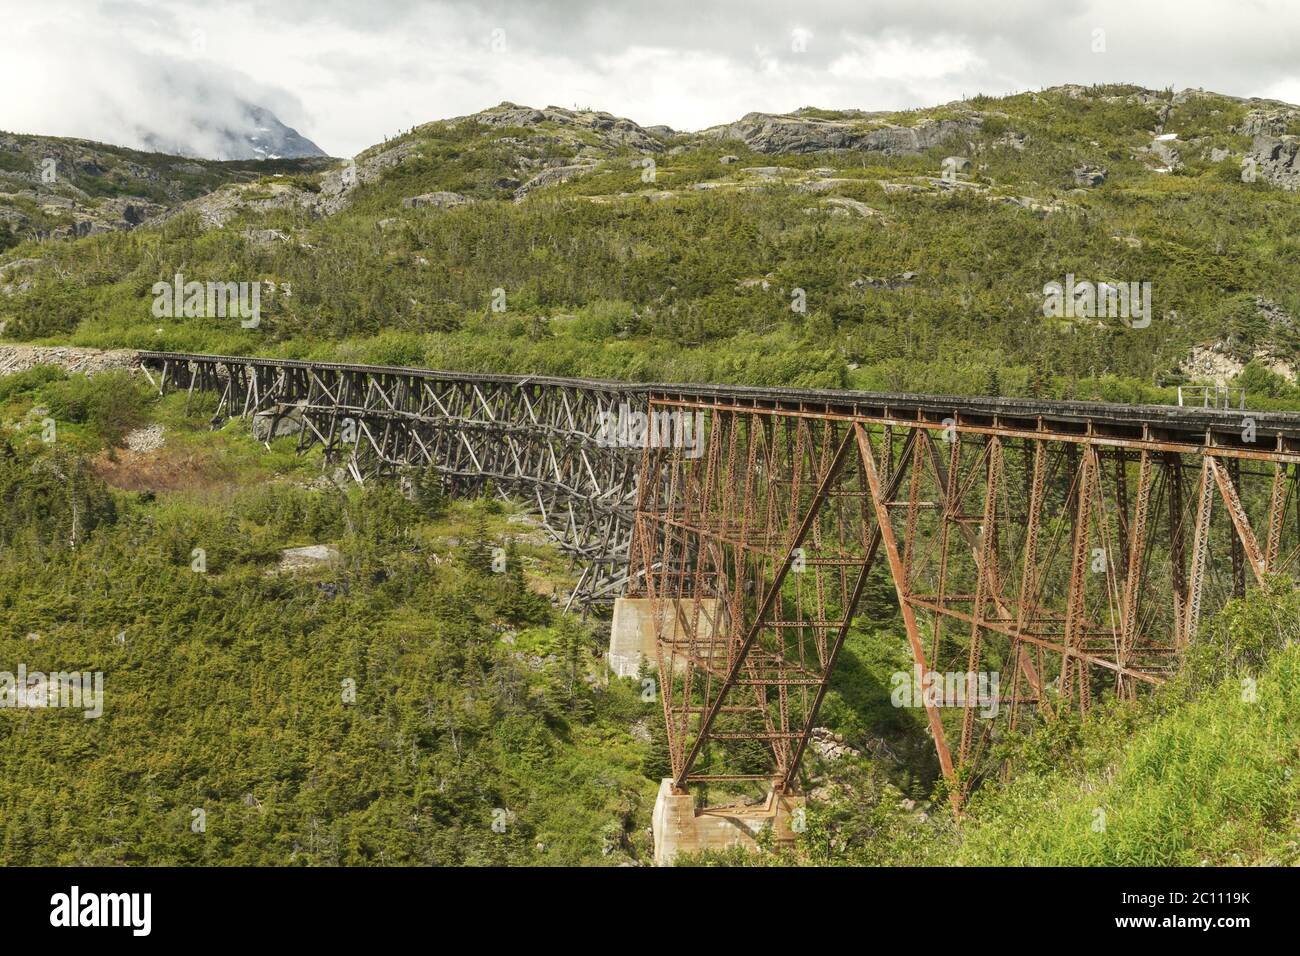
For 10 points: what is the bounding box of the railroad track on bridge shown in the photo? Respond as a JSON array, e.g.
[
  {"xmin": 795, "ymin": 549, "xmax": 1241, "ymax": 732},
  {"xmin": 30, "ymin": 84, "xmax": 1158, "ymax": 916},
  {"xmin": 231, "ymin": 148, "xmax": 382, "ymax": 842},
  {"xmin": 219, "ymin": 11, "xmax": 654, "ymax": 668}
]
[{"xmin": 140, "ymin": 351, "xmax": 1300, "ymax": 804}]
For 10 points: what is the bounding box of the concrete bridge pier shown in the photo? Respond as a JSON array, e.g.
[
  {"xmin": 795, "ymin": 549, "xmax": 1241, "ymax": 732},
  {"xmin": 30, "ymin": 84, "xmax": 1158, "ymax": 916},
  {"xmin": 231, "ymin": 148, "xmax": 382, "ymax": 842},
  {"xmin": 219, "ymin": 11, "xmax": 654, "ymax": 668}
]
[
  {"xmin": 607, "ymin": 596, "xmax": 722, "ymax": 678},
  {"xmin": 608, "ymin": 598, "xmax": 803, "ymax": 865},
  {"xmin": 607, "ymin": 597, "xmax": 658, "ymax": 678},
  {"xmin": 652, "ymin": 780, "xmax": 805, "ymax": 866}
]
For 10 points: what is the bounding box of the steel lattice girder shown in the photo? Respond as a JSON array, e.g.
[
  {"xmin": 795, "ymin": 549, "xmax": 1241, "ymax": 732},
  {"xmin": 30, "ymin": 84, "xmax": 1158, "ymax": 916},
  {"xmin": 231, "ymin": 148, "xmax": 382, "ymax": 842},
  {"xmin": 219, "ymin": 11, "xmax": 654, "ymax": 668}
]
[
  {"xmin": 140, "ymin": 352, "xmax": 1300, "ymax": 804},
  {"xmin": 632, "ymin": 397, "xmax": 1300, "ymax": 806},
  {"xmin": 140, "ymin": 353, "xmax": 646, "ymax": 605}
]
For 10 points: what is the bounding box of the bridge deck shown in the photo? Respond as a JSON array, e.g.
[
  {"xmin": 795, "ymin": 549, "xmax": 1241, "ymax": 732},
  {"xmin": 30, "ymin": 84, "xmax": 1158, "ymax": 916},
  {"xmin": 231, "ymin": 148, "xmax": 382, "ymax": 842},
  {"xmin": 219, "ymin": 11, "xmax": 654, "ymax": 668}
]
[{"xmin": 139, "ymin": 350, "xmax": 1300, "ymax": 450}]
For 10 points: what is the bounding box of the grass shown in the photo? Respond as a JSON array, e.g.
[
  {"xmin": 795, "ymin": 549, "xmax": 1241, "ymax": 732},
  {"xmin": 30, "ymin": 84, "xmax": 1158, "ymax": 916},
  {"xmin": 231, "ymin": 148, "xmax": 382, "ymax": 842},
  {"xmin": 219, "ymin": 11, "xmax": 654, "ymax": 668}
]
[{"xmin": 949, "ymin": 643, "xmax": 1300, "ymax": 865}]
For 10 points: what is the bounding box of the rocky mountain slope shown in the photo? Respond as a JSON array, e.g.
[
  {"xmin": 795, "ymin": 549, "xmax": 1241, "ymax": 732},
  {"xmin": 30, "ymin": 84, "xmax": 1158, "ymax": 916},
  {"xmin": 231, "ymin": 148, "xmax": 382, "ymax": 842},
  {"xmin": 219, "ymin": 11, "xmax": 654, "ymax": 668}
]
[
  {"xmin": 2, "ymin": 84, "xmax": 1299, "ymax": 405},
  {"xmin": 139, "ymin": 101, "xmax": 327, "ymax": 162},
  {"xmin": 699, "ymin": 107, "xmax": 981, "ymax": 155},
  {"xmin": 0, "ymin": 131, "xmax": 331, "ymax": 245}
]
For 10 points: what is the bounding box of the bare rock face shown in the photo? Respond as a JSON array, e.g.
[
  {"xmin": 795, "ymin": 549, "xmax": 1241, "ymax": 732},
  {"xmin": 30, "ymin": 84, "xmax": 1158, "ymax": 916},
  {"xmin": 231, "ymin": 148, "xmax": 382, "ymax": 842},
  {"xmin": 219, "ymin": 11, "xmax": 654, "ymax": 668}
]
[
  {"xmin": 312, "ymin": 139, "xmax": 422, "ymax": 216},
  {"xmin": 145, "ymin": 99, "xmax": 633, "ymax": 226},
  {"xmin": 148, "ymin": 136, "xmax": 425, "ymax": 229},
  {"xmin": 823, "ymin": 196, "xmax": 882, "ymax": 218},
  {"xmin": 150, "ymin": 180, "xmax": 315, "ymax": 230},
  {"xmin": 1182, "ymin": 345, "xmax": 1251, "ymax": 386},
  {"xmin": 1239, "ymin": 106, "xmax": 1300, "ymax": 137},
  {"xmin": 1247, "ymin": 134, "xmax": 1300, "ymax": 190},
  {"xmin": 251, "ymin": 402, "xmax": 305, "ymax": 441},
  {"xmin": 1222, "ymin": 102, "xmax": 1300, "ymax": 190},
  {"xmin": 513, "ymin": 163, "xmax": 597, "ymax": 202},
  {"xmin": 465, "ymin": 102, "xmax": 665, "ymax": 153},
  {"xmin": 0, "ymin": 132, "xmax": 281, "ymax": 242},
  {"xmin": 739, "ymin": 165, "xmax": 799, "ymax": 179},
  {"xmin": 277, "ymin": 544, "xmax": 342, "ymax": 573},
  {"xmin": 401, "ymin": 191, "xmax": 472, "ymax": 210},
  {"xmin": 1072, "ymin": 164, "xmax": 1107, "ymax": 187},
  {"xmin": 1181, "ymin": 297, "xmax": 1300, "ymax": 384},
  {"xmin": 244, "ymin": 228, "xmax": 291, "ymax": 244},
  {"xmin": 798, "ymin": 177, "xmax": 861, "ymax": 193},
  {"xmin": 0, "ymin": 171, "xmax": 165, "ymax": 239},
  {"xmin": 701, "ymin": 111, "xmax": 981, "ymax": 155},
  {"xmin": 0, "ymin": 257, "xmax": 42, "ymax": 297},
  {"xmin": 1151, "ymin": 137, "xmax": 1184, "ymax": 171}
]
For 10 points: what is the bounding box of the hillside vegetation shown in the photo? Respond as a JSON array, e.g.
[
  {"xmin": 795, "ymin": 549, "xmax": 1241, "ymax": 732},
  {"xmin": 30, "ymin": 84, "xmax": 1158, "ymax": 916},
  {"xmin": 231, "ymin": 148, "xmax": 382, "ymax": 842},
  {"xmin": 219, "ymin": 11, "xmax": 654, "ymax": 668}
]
[
  {"xmin": 1, "ymin": 85, "xmax": 1298, "ymax": 408},
  {"xmin": 0, "ymin": 372, "xmax": 660, "ymax": 865},
  {"xmin": 0, "ymin": 131, "xmax": 328, "ymax": 245},
  {"xmin": 4, "ymin": 368, "xmax": 1291, "ymax": 866}
]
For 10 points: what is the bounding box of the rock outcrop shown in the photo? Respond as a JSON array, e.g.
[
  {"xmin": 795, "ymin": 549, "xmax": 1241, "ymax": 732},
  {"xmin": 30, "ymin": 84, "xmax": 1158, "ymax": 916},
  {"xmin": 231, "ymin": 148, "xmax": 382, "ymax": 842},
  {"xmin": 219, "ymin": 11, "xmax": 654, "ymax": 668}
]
[
  {"xmin": 312, "ymin": 139, "xmax": 424, "ymax": 216},
  {"xmin": 0, "ymin": 131, "xmax": 329, "ymax": 243},
  {"xmin": 514, "ymin": 163, "xmax": 597, "ymax": 202},
  {"xmin": 149, "ymin": 181, "xmax": 317, "ymax": 230},
  {"xmin": 809, "ymin": 727, "xmax": 861, "ymax": 762},
  {"xmin": 277, "ymin": 544, "xmax": 342, "ymax": 573},
  {"xmin": 462, "ymin": 102, "xmax": 665, "ymax": 153},
  {"xmin": 1072, "ymin": 164, "xmax": 1107, "ymax": 186},
  {"xmin": 0, "ymin": 257, "xmax": 42, "ymax": 296},
  {"xmin": 401, "ymin": 191, "xmax": 473, "ymax": 210},
  {"xmin": 1181, "ymin": 297, "xmax": 1300, "ymax": 384},
  {"xmin": 1239, "ymin": 106, "xmax": 1300, "ymax": 137},
  {"xmin": 1247, "ymin": 134, "xmax": 1300, "ymax": 190},
  {"xmin": 1151, "ymin": 135, "xmax": 1184, "ymax": 171},
  {"xmin": 823, "ymin": 196, "xmax": 882, "ymax": 218},
  {"xmin": 701, "ymin": 111, "xmax": 981, "ymax": 155},
  {"xmin": 252, "ymin": 402, "xmax": 305, "ymax": 441}
]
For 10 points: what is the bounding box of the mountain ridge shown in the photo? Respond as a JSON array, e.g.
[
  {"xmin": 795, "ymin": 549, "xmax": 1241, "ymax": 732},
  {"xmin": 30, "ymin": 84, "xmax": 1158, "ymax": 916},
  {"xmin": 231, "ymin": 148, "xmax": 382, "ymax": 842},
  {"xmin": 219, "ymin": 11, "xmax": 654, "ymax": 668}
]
[
  {"xmin": 138, "ymin": 101, "xmax": 328, "ymax": 162},
  {"xmin": 2, "ymin": 82, "xmax": 1299, "ymax": 410},
  {"xmin": 5, "ymin": 82, "xmax": 1298, "ymax": 240}
]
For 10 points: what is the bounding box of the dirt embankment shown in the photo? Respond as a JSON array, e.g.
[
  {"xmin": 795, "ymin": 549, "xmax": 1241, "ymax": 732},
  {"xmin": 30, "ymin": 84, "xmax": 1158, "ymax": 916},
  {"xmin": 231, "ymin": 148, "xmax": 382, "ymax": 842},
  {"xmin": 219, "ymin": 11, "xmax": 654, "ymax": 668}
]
[{"xmin": 0, "ymin": 344, "xmax": 140, "ymax": 376}]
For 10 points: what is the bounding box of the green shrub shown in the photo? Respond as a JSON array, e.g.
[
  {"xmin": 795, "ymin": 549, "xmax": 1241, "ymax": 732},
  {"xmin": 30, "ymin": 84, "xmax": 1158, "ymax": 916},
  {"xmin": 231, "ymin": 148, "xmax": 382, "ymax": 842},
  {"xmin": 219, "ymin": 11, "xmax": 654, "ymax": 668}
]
[{"xmin": 40, "ymin": 370, "xmax": 154, "ymax": 444}]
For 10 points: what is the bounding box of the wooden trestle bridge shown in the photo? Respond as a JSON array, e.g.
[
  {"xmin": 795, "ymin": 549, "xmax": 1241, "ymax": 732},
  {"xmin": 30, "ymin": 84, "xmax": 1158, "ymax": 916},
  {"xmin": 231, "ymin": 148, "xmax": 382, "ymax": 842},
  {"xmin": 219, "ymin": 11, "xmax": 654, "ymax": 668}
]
[{"xmin": 140, "ymin": 351, "xmax": 1300, "ymax": 805}]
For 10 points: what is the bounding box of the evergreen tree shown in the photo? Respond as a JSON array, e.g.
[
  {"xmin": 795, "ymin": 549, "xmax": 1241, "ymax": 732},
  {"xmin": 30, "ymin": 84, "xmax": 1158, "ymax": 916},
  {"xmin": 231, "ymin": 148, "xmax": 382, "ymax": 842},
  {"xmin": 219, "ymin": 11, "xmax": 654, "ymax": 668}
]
[
  {"xmin": 642, "ymin": 720, "xmax": 672, "ymax": 782},
  {"xmin": 545, "ymin": 617, "xmax": 594, "ymax": 720},
  {"xmin": 416, "ymin": 464, "xmax": 448, "ymax": 518},
  {"xmin": 494, "ymin": 539, "xmax": 547, "ymax": 625},
  {"xmin": 1028, "ymin": 363, "xmax": 1051, "ymax": 400},
  {"xmin": 458, "ymin": 508, "xmax": 495, "ymax": 575}
]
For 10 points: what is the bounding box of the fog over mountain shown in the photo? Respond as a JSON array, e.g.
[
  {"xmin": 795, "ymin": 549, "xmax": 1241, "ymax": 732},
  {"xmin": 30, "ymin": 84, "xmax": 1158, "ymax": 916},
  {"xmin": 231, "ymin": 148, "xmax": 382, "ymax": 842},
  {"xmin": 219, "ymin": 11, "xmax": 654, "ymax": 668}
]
[
  {"xmin": 0, "ymin": 13, "xmax": 326, "ymax": 160},
  {"xmin": 139, "ymin": 101, "xmax": 327, "ymax": 161},
  {"xmin": 2, "ymin": 0, "xmax": 1297, "ymax": 159}
]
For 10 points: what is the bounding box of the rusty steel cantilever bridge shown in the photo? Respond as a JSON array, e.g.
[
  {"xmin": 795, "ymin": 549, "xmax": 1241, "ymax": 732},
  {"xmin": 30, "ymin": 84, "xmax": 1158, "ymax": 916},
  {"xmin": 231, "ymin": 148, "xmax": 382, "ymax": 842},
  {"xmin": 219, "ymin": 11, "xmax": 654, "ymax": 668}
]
[{"xmin": 140, "ymin": 351, "xmax": 1300, "ymax": 806}]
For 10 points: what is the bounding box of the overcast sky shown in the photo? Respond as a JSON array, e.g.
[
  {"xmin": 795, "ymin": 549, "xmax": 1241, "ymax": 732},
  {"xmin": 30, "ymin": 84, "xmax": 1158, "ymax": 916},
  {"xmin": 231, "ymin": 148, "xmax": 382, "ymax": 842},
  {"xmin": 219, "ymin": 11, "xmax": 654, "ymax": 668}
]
[{"xmin": 1, "ymin": 0, "xmax": 1297, "ymax": 158}]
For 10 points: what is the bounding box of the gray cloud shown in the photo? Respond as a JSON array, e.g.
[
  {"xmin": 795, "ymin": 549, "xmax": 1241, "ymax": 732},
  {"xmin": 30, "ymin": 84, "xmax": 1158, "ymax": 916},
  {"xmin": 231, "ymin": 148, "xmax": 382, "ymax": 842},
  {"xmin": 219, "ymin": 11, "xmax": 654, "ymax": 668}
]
[
  {"xmin": 1, "ymin": 0, "xmax": 1296, "ymax": 158},
  {"xmin": 0, "ymin": 7, "xmax": 315, "ymax": 158}
]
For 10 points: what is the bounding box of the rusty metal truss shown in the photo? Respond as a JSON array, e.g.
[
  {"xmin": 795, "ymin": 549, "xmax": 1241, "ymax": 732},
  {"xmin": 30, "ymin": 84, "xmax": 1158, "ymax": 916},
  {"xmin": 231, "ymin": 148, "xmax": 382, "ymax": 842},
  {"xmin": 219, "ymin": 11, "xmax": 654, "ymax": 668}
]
[
  {"xmin": 139, "ymin": 352, "xmax": 641, "ymax": 603},
  {"xmin": 631, "ymin": 389, "xmax": 1300, "ymax": 807},
  {"xmin": 141, "ymin": 352, "xmax": 1300, "ymax": 806}
]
